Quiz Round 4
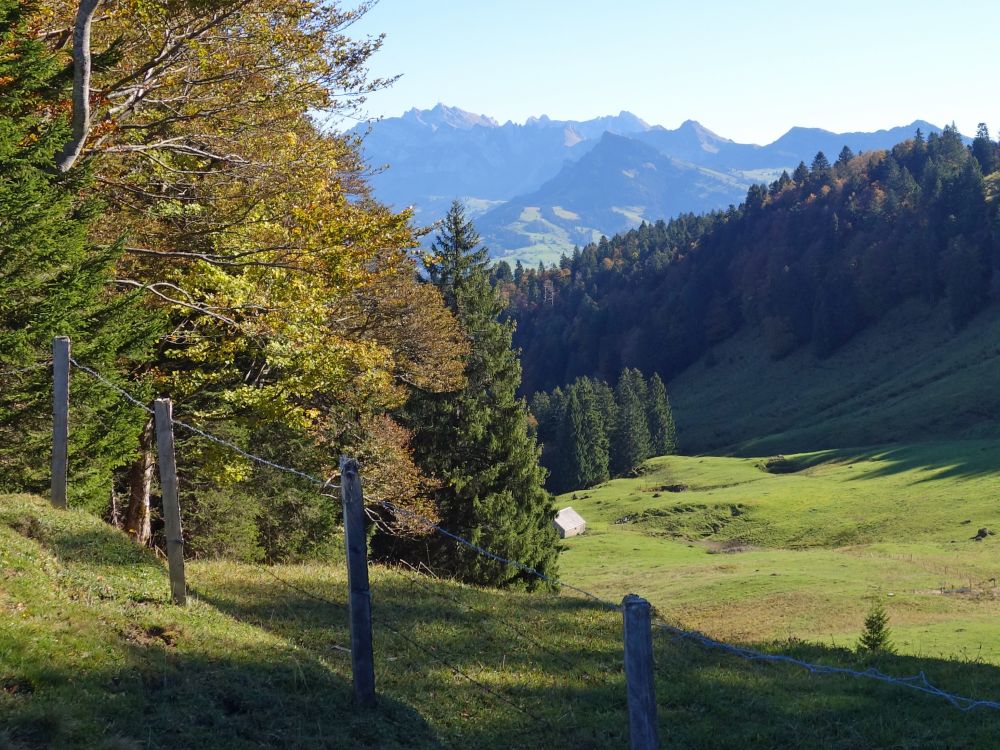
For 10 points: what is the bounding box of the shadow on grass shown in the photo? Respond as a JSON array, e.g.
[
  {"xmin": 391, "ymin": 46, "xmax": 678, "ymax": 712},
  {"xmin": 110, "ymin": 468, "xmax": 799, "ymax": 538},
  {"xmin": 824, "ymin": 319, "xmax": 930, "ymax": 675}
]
[
  {"xmin": 1, "ymin": 638, "xmax": 440, "ymax": 750},
  {"xmin": 729, "ymin": 440, "xmax": 1000, "ymax": 485},
  {"xmin": 194, "ymin": 564, "xmax": 1000, "ymax": 749},
  {"xmin": 194, "ymin": 569, "xmax": 633, "ymax": 750},
  {"xmin": 0, "ymin": 495, "xmax": 161, "ymax": 569},
  {"xmin": 652, "ymin": 632, "xmax": 1000, "ymax": 749}
]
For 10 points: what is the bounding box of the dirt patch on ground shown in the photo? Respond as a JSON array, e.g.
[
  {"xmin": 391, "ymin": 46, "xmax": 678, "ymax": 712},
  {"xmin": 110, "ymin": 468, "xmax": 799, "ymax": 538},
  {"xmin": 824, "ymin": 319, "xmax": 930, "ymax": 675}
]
[
  {"xmin": 8, "ymin": 516, "xmax": 43, "ymax": 540},
  {"xmin": 704, "ymin": 539, "xmax": 760, "ymax": 555},
  {"xmin": 1, "ymin": 676, "xmax": 35, "ymax": 695},
  {"xmin": 122, "ymin": 623, "xmax": 181, "ymax": 648}
]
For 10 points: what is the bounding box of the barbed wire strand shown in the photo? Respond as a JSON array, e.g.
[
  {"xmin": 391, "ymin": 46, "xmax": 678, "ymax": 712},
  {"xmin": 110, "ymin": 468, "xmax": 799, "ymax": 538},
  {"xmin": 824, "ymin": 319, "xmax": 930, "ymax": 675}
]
[
  {"xmin": 380, "ymin": 500, "xmax": 620, "ymax": 610},
  {"xmin": 653, "ymin": 621, "xmax": 1000, "ymax": 712},
  {"xmin": 255, "ymin": 566, "xmax": 550, "ymax": 729},
  {"xmin": 69, "ymin": 353, "xmax": 1000, "ymax": 714},
  {"xmin": 395, "ymin": 560, "xmax": 598, "ymax": 683},
  {"xmin": 0, "ymin": 361, "xmax": 51, "ymax": 377},
  {"xmin": 71, "ymin": 354, "xmax": 610, "ymax": 605},
  {"xmin": 70, "ymin": 356, "xmax": 337, "ymax": 490}
]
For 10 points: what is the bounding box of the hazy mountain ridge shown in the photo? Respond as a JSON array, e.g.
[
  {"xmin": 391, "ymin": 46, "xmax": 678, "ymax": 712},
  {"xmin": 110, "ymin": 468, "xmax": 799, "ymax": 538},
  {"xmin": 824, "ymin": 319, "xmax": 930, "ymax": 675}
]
[
  {"xmin": 356, "ymin": 105, "xmax": 958, "ymax": 262},
  {"xmin": 480, "ymin": 133, "xmax": 750, "ymax": 258}
]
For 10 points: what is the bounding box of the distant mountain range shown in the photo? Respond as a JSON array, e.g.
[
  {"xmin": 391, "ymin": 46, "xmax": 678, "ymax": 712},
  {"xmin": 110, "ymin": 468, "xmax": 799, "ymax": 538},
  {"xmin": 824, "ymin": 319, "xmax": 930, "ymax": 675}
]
[{"xmin": 355, "ymin": 104, "xmax": 957, "ymax": 264}]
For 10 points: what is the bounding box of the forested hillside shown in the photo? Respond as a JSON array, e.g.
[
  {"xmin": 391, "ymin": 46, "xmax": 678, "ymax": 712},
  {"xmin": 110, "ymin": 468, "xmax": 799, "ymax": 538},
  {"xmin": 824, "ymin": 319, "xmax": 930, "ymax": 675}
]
[{"xmin": 505, "ymin": 126, "xmax": 1000, "ymax": 449}]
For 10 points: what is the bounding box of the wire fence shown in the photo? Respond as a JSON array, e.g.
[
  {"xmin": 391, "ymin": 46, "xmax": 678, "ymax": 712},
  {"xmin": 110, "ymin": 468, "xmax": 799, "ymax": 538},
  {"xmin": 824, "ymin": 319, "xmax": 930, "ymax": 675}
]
[
  {"xmin": 249, "ymin": 561, "xmax": 563, "ymax": 749},
  {"xmin": 65, "ymin": 353, "xmax": 1000, "ymax": 721},
  {"xmin": 0, "ymin": 361, "xmax": 51, "ymax": 377}
]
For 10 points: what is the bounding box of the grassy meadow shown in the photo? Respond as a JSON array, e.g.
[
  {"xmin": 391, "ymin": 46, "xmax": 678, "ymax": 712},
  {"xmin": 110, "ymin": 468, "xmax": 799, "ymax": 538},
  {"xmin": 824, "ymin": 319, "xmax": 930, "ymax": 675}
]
[
  {"xmin": 558, "ymin": 440, "xmax": 1000, "ymax": 662},
  {"xmin": 6, "ymin": 467, "xmax": 1000, "ymax": 748}
]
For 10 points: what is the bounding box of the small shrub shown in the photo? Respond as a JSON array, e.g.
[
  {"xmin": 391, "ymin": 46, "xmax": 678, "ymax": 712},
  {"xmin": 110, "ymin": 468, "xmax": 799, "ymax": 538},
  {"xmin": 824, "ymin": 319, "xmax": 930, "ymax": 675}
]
[{"xmin": 857, "ymin": 599, "xmax": 895, "ymax": 654}]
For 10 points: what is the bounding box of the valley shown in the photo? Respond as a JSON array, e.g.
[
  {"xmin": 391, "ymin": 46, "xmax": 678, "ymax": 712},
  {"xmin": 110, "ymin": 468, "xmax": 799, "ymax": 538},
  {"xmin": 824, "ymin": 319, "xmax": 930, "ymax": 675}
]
[{"xmin": 557, "ymin": 441, "xmax": 1000, "ymax": 662}]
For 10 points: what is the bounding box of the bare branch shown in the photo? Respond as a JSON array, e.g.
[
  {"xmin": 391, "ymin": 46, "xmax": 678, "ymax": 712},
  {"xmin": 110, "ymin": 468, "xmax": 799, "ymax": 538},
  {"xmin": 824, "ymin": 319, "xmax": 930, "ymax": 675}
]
[
  {"xmin": 114, "ymin": 279, "xmax": 240, "ymax": 328},
  {"xmin": 122, "ymin": 246, "xmax": 306, "ymax": 270}
]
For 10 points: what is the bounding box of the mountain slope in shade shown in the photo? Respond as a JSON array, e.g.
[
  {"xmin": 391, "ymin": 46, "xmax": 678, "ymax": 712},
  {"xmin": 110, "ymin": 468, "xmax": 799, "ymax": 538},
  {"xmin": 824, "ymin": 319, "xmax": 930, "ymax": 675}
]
[{"xmin": 476, "ymin": 133, "xmax": 750, "ymax": 262}]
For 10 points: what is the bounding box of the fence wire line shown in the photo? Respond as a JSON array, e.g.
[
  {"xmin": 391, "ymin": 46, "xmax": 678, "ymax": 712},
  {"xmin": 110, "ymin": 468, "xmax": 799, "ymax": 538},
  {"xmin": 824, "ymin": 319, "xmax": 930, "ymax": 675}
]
[
  {"xmin": 397, "ymin": 562, "xmax": 597, "ymax": 682},
  {"xmin": 380, "ymin": 500, "xmax": 620, "ymax": 611},
  {"xmin": 68, "ymin": 354, "xmax": 1000, "ymax": 714},
  {"xmin": 256, "ymin": 566, "xmax": 549, "ymax": 728},
  {"xmin": 69, "ymin": 356, "xmax": 337, "ymax": 490},
  {"xmin": 654, "ymin": 621, "xmax": 1000, "ymax": 712},
  {"xmin": 0, "ymin": 361, "xmax": 51, "ymax": 377}
]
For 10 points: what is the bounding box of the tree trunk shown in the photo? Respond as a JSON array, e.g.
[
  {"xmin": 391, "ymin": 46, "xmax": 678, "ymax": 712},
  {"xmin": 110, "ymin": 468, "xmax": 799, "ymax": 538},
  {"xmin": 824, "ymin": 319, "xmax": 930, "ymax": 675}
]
[
  {"xmin": 124, "ymin": 416, "xmax": 155, "ymax": 545},
  {"xmin": 55, "ymin": 0, "xmax": 102, "ymax": 172}
]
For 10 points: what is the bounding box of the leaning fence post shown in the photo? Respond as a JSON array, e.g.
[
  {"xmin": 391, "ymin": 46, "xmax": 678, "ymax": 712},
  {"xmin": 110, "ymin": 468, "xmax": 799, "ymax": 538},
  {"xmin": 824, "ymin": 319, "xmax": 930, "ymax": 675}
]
[
  {"xmin": 154, "ymin": 398, "xmax": 186, "ymax": 606},
  {"xmin": 341, "ymin": 456, "xmax": 376, "ymax": 708},
  {"xmin": 623, "ymin": 594, "xmax": 659, "ymax": 750},
  {"xmin": 51, "ymin": 336, "xmax": 71, "ymax": 508}
]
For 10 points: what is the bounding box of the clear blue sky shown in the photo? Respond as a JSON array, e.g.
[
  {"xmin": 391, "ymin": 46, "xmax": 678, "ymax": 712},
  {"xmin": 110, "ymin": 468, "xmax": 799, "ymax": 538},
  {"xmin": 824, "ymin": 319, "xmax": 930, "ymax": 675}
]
[{"xmin": 347, "ymin": 0, "xmax": 999, "ymax": 144}]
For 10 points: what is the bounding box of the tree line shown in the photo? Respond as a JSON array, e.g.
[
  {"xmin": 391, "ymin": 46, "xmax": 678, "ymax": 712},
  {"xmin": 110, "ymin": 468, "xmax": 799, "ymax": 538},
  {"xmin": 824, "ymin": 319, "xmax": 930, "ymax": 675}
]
[
  {"xmin": 0, "ymin": 2, "xmax": 556, "ymax": 587},
  {"xmin": 530, "ymin": 369, "xmax": 677, "ymax": 494},
  {"xmin": 500, "ymin": 124, "xmax": 1000, "ymax": 395}
]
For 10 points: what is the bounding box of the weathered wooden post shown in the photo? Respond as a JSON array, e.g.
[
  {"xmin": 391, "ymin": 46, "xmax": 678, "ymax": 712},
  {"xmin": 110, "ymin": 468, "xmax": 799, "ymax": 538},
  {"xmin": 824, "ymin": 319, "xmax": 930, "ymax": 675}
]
[
  {"xmin": 51, "ymin": 336, "xmax": 71, "ymax": 509},
  {"xmin": 341, "ymin": 456, "xmax": 376, "ymax": 707},
  {"xmin": 623, "ymin": 594, "xmax": 659, "ymax": 750},
  {"xmin": 154, "ymin": 398, "xmax": 186, "ymax": 606}
]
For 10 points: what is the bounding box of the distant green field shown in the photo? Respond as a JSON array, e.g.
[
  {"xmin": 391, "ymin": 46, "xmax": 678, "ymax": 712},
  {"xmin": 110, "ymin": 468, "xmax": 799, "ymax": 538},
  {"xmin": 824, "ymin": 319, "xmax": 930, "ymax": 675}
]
[{"xmin": 557, "ymin": 440, "xmax": 1000, "ymax": 663}]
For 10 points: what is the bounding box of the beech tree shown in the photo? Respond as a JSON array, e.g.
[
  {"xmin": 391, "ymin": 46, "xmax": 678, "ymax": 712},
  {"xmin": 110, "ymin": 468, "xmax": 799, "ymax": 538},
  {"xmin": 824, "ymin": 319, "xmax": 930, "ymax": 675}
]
[{"xmin": 21, "ymin": 1, "xmax": 468, "ymax": 554}]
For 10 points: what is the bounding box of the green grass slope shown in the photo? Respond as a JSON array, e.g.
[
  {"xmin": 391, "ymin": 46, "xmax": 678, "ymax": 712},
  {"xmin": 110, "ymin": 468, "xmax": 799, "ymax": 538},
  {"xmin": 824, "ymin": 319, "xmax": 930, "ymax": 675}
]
[
  {"xmin": 670, "ymin": 300, "xmax": 1000, "ymax": 454},
  {"xmin": 558, "ymin": 442, "xmax": 1000, "ymax": 659},
  {"xmin": 6, "ymin": 493, "xmax": 1000, "ymax": 748}
]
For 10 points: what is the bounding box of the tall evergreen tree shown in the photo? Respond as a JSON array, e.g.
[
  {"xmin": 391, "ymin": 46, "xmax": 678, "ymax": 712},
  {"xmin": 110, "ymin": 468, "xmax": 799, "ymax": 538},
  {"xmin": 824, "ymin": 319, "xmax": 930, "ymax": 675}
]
[
  {"xmin": 404, "ymin": 201, "xmax": 558, "ymax": 588},
  {"xmin": 0, "ymin": 1, "xmax": 161, "ymax": 508},
  {"xmin": 611, "ymin": 369, "xmax": 651, "ymax": 475},
  {"xmin": 646, "ymin": 373, "xmax": 677, "ymax": 455},
  {"xmin": 971, "ymin": 123, "xmax": 998, "ymax": 175},
  {"xmin": 835, "ymin": 145, "xmax": 855, "ymax": 176},
  {"xmin": 427, "ymin": 199, "xmax": 489, "ymax": 309},
  {"xmin": 574, "ymin": 378, "xmax": 611, "ymax": 487},
  {"xmin": 554, "ymin": 390, "xmax": 588, "ymax": 493},
  {"xmin": 810, "ymin": 151, "xmax": 833, "ymax": 186}
]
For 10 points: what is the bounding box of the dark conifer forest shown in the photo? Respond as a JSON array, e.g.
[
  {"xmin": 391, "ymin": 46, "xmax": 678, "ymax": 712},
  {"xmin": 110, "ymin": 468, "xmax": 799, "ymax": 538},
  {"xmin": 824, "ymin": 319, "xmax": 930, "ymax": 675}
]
[{"xmin": 500, "ymin": 126, "xmax": 1000, "ymax": 397}]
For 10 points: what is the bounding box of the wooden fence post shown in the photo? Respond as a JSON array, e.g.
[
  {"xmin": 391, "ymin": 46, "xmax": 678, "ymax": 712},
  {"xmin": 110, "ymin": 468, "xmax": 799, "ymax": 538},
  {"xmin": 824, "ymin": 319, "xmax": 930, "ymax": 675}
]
[
  {"xmin": 623, "ymin": 594, "xmax": 659, "ymax": 750},
  {"xmin": 154, "ymin": 398, "xmax": 186, "ymax": 606},
  {"xmin": 51, "ymin": 336, "xmax": 71, "ymax": 509},
  {"xmin": 341, "ymin": 456, "xmax": 376, "ymax": 708}
]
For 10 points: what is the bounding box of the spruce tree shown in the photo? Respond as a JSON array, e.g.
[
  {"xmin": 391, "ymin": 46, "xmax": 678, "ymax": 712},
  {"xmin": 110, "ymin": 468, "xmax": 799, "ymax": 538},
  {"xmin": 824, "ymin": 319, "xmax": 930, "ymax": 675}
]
[
  {"xmin": 426, "ymin": 199, "xmax": 489, "ymax": 309},
  {"xmin": 554, "ymin": 389, "xmax": 588, "ymax": 494},
  {"xmin": 574, "ymin": 378, "xmax": 610, "ymax": 487},
  {"xmin": 611, "ymin": 369, "xmax": 651, "ymax": 475},
  {"xmin": 646, "ymin": 373, "xmax": 677, "ymax": 455},
  {"xmin": 405, "ymin": 201, "xmax": 558, "ymax": 588},
  {"xmin": 0, "ymin": 1, "xmax": 161, "ymax": 508}
]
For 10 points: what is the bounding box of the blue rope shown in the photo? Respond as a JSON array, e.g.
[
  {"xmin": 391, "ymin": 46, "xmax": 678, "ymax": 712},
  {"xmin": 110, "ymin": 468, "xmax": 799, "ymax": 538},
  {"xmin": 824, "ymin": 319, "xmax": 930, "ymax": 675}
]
[{"xmin": 654, "ymin": 621, "xmax": 1000, "ymax": 712}]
